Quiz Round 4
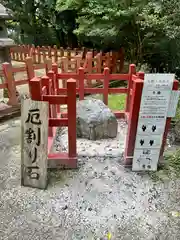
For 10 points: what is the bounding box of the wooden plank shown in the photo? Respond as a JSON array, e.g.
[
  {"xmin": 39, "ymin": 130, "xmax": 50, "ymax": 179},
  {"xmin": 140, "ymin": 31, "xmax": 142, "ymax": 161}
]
[
  {"xmin": 42, "ymin": 95, "xmax": 67, "ymax": 105},
  {"xmin": 21, "ymin": 98, "xmax": 49, "ymax": 189},
  {"xmin": 49, "ymin": 118, "xmax": 68, "ymax": 127}
]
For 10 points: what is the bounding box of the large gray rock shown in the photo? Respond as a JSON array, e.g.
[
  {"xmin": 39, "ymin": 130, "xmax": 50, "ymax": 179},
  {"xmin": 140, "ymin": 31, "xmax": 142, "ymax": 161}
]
[{"xmin": 77, "ymin": 99, "xmax": 118, "ymax": 140}]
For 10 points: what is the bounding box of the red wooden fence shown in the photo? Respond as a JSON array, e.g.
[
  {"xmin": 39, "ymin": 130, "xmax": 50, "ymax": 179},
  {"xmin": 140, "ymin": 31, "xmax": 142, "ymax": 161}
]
[
  {"xmin": 10, "ymin": 45, "xmax": 125, "ymax": 74},
  {"xmin": 0, "ymin": 58, "xmax": 52, "ymax": 105},
  {"xmin": 29, "ymin": 74, "xmax": 77, "ymax": 168},
  {"xmin": 10, "ymin": 45, "xmax": 84, "ymax": 64},
  {"xmin": 1, "ymin": 54, "xmax": 176, "ymax": 168},
  {"xmin": 0, "ymin": 57, "xmax": 136, "ymax": 120},
  {"xmin": 50, "ymin": 63, "xmax": 136, "ymax": 119}
]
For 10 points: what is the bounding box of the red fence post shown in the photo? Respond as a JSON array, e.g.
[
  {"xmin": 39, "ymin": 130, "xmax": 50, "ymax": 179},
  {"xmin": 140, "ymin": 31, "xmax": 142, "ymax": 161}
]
[
  {"xmin": 2, "ymin": 63, "xmax": 18, "ymax": 106},
  {"xmin": 47, "ymin": 70, "xmax": 57, "ymax": 118},
  {"xmin": 26, "ymin": 57, "xmax": 35, "ymax": 79},
  {"xmin": 11, "ymin": 47, "xmax": 15, "ymax": 60},
  {"xmin": 78, "ymin": 67, "xmax": 85, "ymax": 100},
  {"xmin": 67, "ymin": 47, "xmax": 71, "ymax": 60},
  {"xmin": 37, "ymin": 46, "xmax": 41, "ymax": 64},
  {"xmin": 29, "ymin": 77, "xmax": 42, "ymax": 101},
  {"xmin": 124, "ymin": 77, "xmax": 144, "ymax": 166},
  {"xmin": 52, "ymin": 63, "xmax": 60, "ymax": 113},
  {"xmin": 86, "ymin": 52, "xmax": 93, "ymax": 86},
  {"xmin": 125, "ymin": 64, "xmax": 136, "ymax": 115},
  {"xmin": 60, "ymin": 47, "xmax": 64, "ymax": 57},
  {"xmin": 103, "ymin": 67, "xmax": 110, "ymax": 106},
  {"xmin": 45, "ymin": 58, "xmax": 52, "ymax": 75},
  {"xmin": 61, "ymin": 57, "xmax": 68, "ymax": 88},
  {"xmin": 31, "ymin": 45, "xmax": 36, "ymax": 63},
  {"xmin": 67, "ymin": 79, "xmax": 77, "ymax": 159},
  {"xmin": 25, "ymin": 57, "xmax": 35, "ymax": 97},
  {"xmin": 42, "ymin": 76, "xmax": 53, "ymax": 137},
  {"xmin": 54, "ymin": 45, "xmax": 58, "ymax": 63},
  {"xmin": 41, "ymin": 46, "xmax": 46, "ymax": 62},
  {"xmin": 19, "ymin": 45, "xmax": 23, "ymax": 61},
  {"xmin": 48, "ymin": 46, "xmax": 51, "ymax": 59},
  {"xmin": 119, "ymin": 47, "xmax": 125, "ymax": 73}
]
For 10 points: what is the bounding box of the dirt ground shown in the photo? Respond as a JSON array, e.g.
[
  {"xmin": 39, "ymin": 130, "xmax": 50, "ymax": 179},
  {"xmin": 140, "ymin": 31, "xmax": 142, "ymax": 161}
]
[{"xmin": 0, "ymin": 117, "xmax": 180, "ymax": 239}]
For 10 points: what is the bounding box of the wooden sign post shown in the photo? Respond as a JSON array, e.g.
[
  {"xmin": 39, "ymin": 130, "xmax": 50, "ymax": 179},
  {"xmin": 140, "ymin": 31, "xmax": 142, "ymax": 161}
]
[{"xmin": 21, "ymin": 98, "xmax": 49, "ymax": 189}]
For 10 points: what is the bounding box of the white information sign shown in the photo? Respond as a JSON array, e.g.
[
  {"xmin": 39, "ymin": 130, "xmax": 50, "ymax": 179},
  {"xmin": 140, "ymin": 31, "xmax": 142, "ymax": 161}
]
[
  {"xmin": 167, "ymin": 91, "xmax": 180, "ymax": 117},
  {"xmin": 135, "ymin": 135, "xmax": 163, "ymax": 149},
  {"xmin": 132, "ymin": 149, "xmax": 161, "ymax": 171},
  {"xmin": 132, "ymin": 74, "xmax": 174, "ymax": 171}
]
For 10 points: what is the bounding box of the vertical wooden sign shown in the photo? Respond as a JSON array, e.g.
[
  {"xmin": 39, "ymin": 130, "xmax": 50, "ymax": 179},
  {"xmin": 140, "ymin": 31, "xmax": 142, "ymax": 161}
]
[{"xmin": 21, "ymin": 98, "xmax": 49, "ymax": 189}]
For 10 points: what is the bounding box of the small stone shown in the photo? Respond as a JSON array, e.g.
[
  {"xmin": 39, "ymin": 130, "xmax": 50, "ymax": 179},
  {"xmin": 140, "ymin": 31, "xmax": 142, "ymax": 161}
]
[
  {"xmin": 104, "ymin": 166, "xmax": 108, "ymax": 170},
  {"xmin": 62, "ymin": 205, "xmax": 68, "ymax": 210},
  {"xmin": 88, "ymin": 207, "xmax": 92, "ymax": 211}
]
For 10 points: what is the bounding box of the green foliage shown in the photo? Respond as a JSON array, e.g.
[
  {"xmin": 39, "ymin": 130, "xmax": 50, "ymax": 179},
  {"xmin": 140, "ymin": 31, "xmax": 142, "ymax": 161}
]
[
  {"xmin": 173, "ymin": 100, "xmax": 180, "ymax": 123},
  {"xmin": 108, "ymin": 94, "xmax": 126, "ymax": 111},
  {"xmin": 2, "ymin": 0, "xmax": 180, "ymax": 75},
  {"xmin": 56, "ymin": 0, "xmax": 180, "ymax": 75},
  {"xmin": 2, "ymin": 0, "xmax": 78, "ymax": 47},
  {"xmin": 149, "ymin": 149, "xmax": 180, "ymax": 182},
  {"xmin": 92, "ymin": 94, "xmax": 126, "ymax": 111}
]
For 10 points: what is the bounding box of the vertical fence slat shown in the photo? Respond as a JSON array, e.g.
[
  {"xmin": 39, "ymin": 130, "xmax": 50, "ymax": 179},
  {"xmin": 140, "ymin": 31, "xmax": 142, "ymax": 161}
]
[
  {"xmin": 47, "ymin": 70, "xmax": 57, "ymax": 118},
  {"xmin": 67, "ymin": 79, "xmax": 77, "ymax": 159},
  {"xmin": 2, "ymin": 63, "xmax": 18, "ymax": 105},
  {"xmin": 54, "ymin": 45, "xmax": 58, "ymax": 63},
  {"xmin": 42, "ymin": 76, "xmax": 53, "ymax": 137},
  {"xmin": 60, "ymin": 47, "xmax": 64, "ymax": 57},
  {"xmin": 45, "ymin": 58, "xmax": 52, "ymax": 75},
  {"xmin": 61, "ymin": 57, "xmax": 68, "ymax": 88},
  {"xmin": 26, "ymin": 57, "xmax": 35, "ymax": 79},
  {"xmin": 48, "ymin": 46, "xmax": 51, "ymax": 58},
  {"xmin": 124, "ymin": 78, "xmax": 143, "ymax": 166},
  {"xmin": 125, "ymin": 64, "xmax": 136, "ymax": 115},
  {"xmin": 67, "ymin": 47, "xmax": 71, "ymax": 60},
  {"xmin": 29, "ymin": 77, "xmax": 42, "ymax": 101},
  {"xmin": 37, "ymin": 46, "xmax": 41, "ymax": 64},
  {"xmin": 78, "ymin": 67, "xmax": 85, "ymax": 100},
  {"xmin": 103, "ymin": 67, "xmax": 110, "ymax": 105},
  {"xmin": 42, "ymin": 46, "xmax": 46, "ymax": 62},
  {"xmin": 52, "ymin": 63, "xmax": 60, "ymax": 113}
]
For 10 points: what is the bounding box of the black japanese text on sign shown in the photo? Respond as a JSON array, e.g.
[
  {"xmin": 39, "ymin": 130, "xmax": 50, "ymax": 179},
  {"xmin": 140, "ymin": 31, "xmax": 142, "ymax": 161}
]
[{"xmin": 25, "ymin": 108, "xmax": 42, "ymax": 180}]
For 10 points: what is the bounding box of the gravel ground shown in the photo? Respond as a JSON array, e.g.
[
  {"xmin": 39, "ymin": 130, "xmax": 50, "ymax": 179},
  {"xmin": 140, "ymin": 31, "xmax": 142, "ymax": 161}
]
[{"xmin": 1, "ymin": 118, "xmax": 180, "ymax": 239}]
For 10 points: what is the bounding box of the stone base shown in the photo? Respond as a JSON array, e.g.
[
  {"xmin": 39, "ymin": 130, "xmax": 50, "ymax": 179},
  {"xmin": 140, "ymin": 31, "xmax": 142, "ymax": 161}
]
[{"xmin": 0, "ymin": 103, "xmax": 21, "ymax": 123}]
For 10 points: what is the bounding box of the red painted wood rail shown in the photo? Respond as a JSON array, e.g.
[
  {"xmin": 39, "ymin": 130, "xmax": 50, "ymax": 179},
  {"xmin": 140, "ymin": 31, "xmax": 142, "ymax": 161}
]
[
  {"xmin": 53, "ymin": 64, "xmax": 136, "ymax": 119},
  {"xmin": 28, "ymin": 74, "xmax": 77, "ymax": 169}
]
